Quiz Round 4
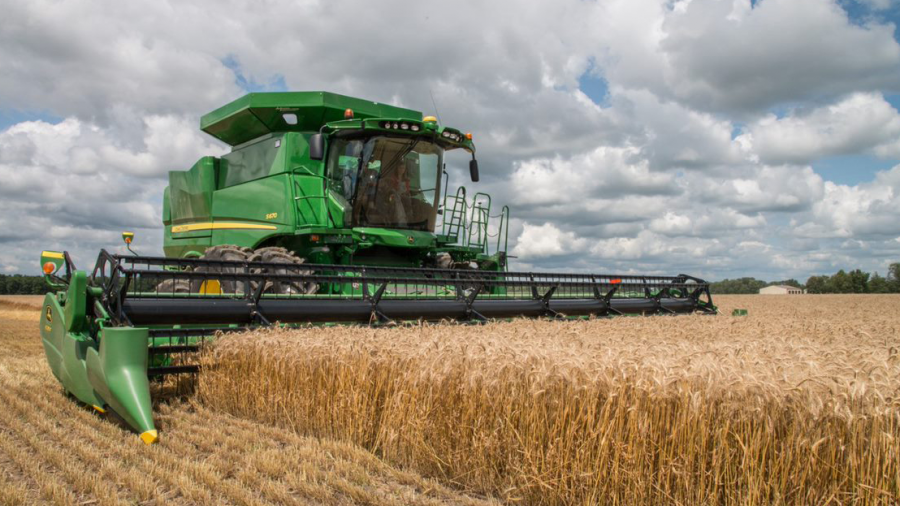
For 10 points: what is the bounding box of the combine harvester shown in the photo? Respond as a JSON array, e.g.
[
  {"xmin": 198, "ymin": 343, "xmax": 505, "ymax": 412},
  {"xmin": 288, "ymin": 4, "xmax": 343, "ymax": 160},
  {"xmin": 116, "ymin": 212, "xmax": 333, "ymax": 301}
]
[{"xmin": 39, "ymin": 92, "xmax": 716, "ymax": 444}]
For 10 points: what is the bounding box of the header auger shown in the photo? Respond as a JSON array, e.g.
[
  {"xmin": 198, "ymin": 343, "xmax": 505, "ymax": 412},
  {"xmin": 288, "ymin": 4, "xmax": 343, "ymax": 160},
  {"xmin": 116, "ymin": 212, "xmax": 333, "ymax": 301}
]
[{"xmin": 40, "ymin": 91, "xmax": 716, "ymax": 443}]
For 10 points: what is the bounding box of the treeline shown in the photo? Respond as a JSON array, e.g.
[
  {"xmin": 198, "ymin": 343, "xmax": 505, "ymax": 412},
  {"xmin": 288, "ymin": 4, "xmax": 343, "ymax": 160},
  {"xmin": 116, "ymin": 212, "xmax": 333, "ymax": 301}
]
[
  {"xmin": 711, "ymin": 263, "xmax": 900, "ymax": 294},
  {"xmin": 806, "ymin": 264, "xmax": 900, "ymax": 293},
  {"xmin": 0, "ymin": 275, "xmax": 47, "ymax": 295}
]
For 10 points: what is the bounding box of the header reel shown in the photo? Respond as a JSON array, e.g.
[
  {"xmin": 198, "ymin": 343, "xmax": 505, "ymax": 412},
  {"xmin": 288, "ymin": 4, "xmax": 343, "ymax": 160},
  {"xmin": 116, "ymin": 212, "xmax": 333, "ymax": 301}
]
[{"xmin": 39, "ymin": 248, "xmax": 716, "ymax": 443}]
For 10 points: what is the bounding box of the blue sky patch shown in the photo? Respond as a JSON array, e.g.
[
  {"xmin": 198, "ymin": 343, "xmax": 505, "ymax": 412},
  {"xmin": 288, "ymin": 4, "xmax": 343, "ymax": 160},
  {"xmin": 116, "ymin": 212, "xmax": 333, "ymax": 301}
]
[
  {"xmin": 839, "ymin": 0, "xmax": 900, "ymax": 38},
  {"xmin": 812, "ymin": 153, "xmax": 899, "ymax": 186},
  {"xmin": 577, "ymin": 59, "xmax": 611, "ymax": 107},
  {"xmin": 0, "ymin": 109, "xmax": 62, "ymax": 132},
  {"xmin": 222, "ymin": 55, "xmax": 289, "ymax": 93}
]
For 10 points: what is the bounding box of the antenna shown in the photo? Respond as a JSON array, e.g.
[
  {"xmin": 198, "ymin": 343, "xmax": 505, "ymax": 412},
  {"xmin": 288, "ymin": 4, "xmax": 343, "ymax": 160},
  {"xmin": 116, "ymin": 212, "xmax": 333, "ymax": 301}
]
[{"xmin": 429, "ymin": 89, "xmax": 443, "ymax": 125}]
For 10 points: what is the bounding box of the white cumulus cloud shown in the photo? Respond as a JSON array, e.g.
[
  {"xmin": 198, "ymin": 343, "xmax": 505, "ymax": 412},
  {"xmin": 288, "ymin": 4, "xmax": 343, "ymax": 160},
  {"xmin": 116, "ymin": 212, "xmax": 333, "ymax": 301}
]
[
  {"xmin": 0, "ymin": 0, "xmax": 899, "ymax": 283},
  {"xmin": 738, "ymin": 92, "xmax": 900, "ymax": 164}
]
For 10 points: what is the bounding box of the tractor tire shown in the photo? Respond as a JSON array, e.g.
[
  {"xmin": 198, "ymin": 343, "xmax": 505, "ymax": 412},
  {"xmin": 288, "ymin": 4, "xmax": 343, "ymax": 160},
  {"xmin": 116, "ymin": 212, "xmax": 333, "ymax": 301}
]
[
  {"xmin": 154, "ymin": 278, "xmax": 191, "ymax": 294},
  {"xmin": 191, "ymin": 245, "xmax": 253, "ymax": 295},
  {"xmin": 247, "ymin": 247, "xmax": 318, "ymax": 295}
]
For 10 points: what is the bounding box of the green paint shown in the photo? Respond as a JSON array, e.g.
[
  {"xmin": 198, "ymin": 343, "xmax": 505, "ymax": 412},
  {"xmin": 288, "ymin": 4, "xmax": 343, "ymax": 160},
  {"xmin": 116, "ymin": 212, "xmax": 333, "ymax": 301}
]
[
  {"xmin": 42, "ymin": 91, "xmax": 515, "ymax": 439},
  {"xmin": 39, "ymin": 291, "xmax": 105, "ymax": 409},
  {"xmin": 201, "ymin": 92, "xmax": 422, "ymax": 146},
  {"xmin": 163, "ymin": 91, "xmax": 506, "ymax": 271},
  {"xmin": 86, "ymin": 327, "xmax": 155, "ymax": 436},
  {"xmin": 41, "ymin": 278, "xmax": 156, "ymax": 437}
]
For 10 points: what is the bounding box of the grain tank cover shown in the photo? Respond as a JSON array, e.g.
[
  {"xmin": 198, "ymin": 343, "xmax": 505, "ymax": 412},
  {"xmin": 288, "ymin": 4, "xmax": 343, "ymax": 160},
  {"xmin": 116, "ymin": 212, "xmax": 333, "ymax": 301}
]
[{"xmin": 201, "ymin": 92, "xmax": 423, "ymax": 146}]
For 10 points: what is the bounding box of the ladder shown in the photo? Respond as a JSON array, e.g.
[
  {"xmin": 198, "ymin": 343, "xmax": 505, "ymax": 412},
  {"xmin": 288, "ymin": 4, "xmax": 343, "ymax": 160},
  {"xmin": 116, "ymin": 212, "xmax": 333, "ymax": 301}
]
[{"xmin": 441, "ymin": 186, "xmax": 468, "ymax": 242}]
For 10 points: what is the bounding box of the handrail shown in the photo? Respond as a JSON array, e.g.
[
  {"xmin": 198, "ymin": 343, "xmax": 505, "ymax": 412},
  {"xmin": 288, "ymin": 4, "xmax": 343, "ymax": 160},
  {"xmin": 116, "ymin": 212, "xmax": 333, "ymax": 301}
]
[
  {"xmin": 496, "ymin": 205, "xmax": 510, "ymax": 259},
  {"xmin": 468, "ymin": 192, "xmax": 492, "ymax": 253}
]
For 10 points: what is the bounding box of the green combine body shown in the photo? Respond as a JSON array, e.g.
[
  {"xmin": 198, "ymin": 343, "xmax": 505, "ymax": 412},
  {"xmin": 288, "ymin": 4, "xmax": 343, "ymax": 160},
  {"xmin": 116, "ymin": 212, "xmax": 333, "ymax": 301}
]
[
  {"xmin": 163, "ymin": 91, "xmax": 508, "ymax": 272},
  {"xmin": 38, "ymin": 92, "xmax": 717, "ymax": 445}
]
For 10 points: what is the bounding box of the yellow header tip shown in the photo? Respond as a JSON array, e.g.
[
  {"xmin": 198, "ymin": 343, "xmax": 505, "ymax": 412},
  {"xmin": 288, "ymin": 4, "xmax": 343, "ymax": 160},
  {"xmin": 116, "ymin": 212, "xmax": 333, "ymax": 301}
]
[{"xmin": 139, "ymin": 430, "xmax": 159, "ymax": 445}]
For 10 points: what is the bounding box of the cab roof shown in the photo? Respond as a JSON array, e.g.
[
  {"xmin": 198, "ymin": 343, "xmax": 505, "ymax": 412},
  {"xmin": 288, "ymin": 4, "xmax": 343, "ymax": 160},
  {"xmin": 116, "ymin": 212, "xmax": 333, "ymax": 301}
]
[{"xmin": 201, "ymin": 92, "xmax": 423, "ymax": 146}]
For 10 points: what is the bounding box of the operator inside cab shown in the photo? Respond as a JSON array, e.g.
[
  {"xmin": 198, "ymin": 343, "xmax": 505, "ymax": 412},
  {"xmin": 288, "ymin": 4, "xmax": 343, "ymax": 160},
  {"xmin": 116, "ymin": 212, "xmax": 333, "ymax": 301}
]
[
  {"xmin": 374, "ymin": 154, "xmax": 418, "ymax": 226},
  {"xmin": 327, "ymin": 136, "xmax": 442, "ymax": 232}
]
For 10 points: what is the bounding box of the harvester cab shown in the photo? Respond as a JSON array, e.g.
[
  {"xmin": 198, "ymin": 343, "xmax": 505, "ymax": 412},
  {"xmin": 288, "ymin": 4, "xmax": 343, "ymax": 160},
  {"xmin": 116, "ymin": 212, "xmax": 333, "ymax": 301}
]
[
  {"xmin": 39, "ymin": 91, "xmax": 718, "ymax": 444},
  {"xmin": 162, "ymin": 91, "xmax": 505, "ymax": 275}
]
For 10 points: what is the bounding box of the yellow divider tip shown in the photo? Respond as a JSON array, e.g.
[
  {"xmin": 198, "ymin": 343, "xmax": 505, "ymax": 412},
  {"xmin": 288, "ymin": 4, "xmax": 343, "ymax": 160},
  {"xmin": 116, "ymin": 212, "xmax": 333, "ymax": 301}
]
[
  {"xmin": 92, "ymin": 405, "xmax": 106, "ymax": 414},
  {"xmin": 139, "ymin": 430, "xmax": 159, "ymax": 445}
]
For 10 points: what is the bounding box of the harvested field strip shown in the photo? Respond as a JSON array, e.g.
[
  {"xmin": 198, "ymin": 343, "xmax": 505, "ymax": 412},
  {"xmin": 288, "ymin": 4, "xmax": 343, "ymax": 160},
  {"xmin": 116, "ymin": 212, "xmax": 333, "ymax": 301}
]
[
  {"xmin": 0, "ymin": 456, "xmax": 34, "ymax": 506},
  {"xmin": 199, "ymin": 295, "xmax": 900, "ymax": 505},
  {"xmin": 0, "ymin": 298, "xmax": 499, "ymax": 506},
  {"xmin": 0, "ymin": 354, "xmax": 231, "ymax": 505},
  {"xmin": 0, "ymin": 430, "xmax": 77, "ymax": 506},
  {"xmin": 170, "ymin": 405, "xmax": 495, "ymax": 506},
  {"xmin": 0, "ymin": 396, "xmax": 132, "ymax": 506}
]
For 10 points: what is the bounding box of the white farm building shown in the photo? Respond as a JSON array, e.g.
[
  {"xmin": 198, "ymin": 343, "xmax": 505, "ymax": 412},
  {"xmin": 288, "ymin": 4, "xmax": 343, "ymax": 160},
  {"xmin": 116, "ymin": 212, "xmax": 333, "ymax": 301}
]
[{"xmin": 759, "ymin": 285, "xmax": 805, "ymax": 295}]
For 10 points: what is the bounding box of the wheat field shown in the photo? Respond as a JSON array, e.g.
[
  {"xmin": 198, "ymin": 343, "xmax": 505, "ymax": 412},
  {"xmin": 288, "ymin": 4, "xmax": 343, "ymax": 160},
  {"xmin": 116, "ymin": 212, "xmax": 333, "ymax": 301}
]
[
  {"xmin": 199, "ymin": 295, "xmax": 900, "ymax": 505},
  {"xmin": 1, "ymin": 295, "xmax": 898, "ymax": 505}
]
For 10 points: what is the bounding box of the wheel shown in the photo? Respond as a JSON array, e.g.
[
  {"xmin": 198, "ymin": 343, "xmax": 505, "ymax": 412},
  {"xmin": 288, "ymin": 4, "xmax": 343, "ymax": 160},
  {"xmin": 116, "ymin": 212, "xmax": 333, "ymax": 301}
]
[
  {"xmin": 248, "ymin": 247, "xmax": 318, "ymax": 295},
  {"xmin": 154, "ymin": 278, "xmax": 190, "ymax": 294},
  {"xmin": 191, "ymin": 245, "xmax": 253, "ymax": 295}
]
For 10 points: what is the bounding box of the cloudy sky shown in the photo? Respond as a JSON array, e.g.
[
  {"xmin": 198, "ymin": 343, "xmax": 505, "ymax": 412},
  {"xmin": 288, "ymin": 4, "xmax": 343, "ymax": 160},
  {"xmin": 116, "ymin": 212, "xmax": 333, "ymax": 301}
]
[{"xmin": 1, "ymin": 0, "xmax": 899, "ymax": 281}]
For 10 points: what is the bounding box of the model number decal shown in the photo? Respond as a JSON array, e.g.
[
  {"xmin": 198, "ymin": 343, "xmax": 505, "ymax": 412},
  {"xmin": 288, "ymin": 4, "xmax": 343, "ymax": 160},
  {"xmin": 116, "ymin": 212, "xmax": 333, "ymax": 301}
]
[{"xmin": 266, "ymin": 212, "xmax": 278, "ymax": 220}]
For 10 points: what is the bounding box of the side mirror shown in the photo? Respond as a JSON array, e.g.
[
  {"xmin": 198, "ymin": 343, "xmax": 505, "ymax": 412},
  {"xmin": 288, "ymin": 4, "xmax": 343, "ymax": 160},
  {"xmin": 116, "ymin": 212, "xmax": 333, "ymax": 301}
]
[
  {"xmin": 309, "ymin": 133, "xmax": 325, "ymax": 160},
  {"xmin": 469, "ymin": 159, "xmax": 480, "ymax": 182}
]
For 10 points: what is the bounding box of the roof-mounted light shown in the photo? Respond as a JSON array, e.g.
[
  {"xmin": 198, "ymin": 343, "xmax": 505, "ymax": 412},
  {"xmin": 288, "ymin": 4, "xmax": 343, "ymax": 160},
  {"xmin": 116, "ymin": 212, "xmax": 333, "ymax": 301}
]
[{"xmin": 344, "ymin": 108, "xmax": 354, "ymax": 119}]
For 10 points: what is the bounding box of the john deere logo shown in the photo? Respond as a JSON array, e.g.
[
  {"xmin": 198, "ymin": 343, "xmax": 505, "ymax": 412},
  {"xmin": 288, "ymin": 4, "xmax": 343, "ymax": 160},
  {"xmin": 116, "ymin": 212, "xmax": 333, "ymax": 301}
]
[
  {"xmin": 407, "ymin": 236, "xmax": 415, "ymax": 244},
  {"xmin": 45, "ymin": 306, "xmax": 52, "ymax": 322}
]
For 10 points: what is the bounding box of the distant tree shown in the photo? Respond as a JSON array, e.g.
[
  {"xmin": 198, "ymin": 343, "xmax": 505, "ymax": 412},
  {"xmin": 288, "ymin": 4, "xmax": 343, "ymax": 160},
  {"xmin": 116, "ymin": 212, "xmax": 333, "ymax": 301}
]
[
  {"xmin": 710, "ymin": 277, "xmax": 768, "ymax": 294},
  {"xmin": 847, "ymin": 269, "xmax": 870, "ymax": 293},
  {"xmin": 805, "ymin": 275, "xmax": 829, "ymax": 294},
  {"xmin": 770, "ymin": 279, "xmax": 803, "ymax": 289},
  {"xmin": 6, "ymin": 276, "xmax": 21, "ymax": 295},
  {"xmin": 888, "ymin": 263, "xmax": 900, "ymax": 293},
  {"xmin": 869, "ymin": 272, "xmax": 889, "ymax": 293},
  {"xmin": 827, "ymin": 270, "xmax": 852, "ymax": 293},
  {"xmin": 0, "ymin": 274, "xmax": 48, "ymax": 295}
]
